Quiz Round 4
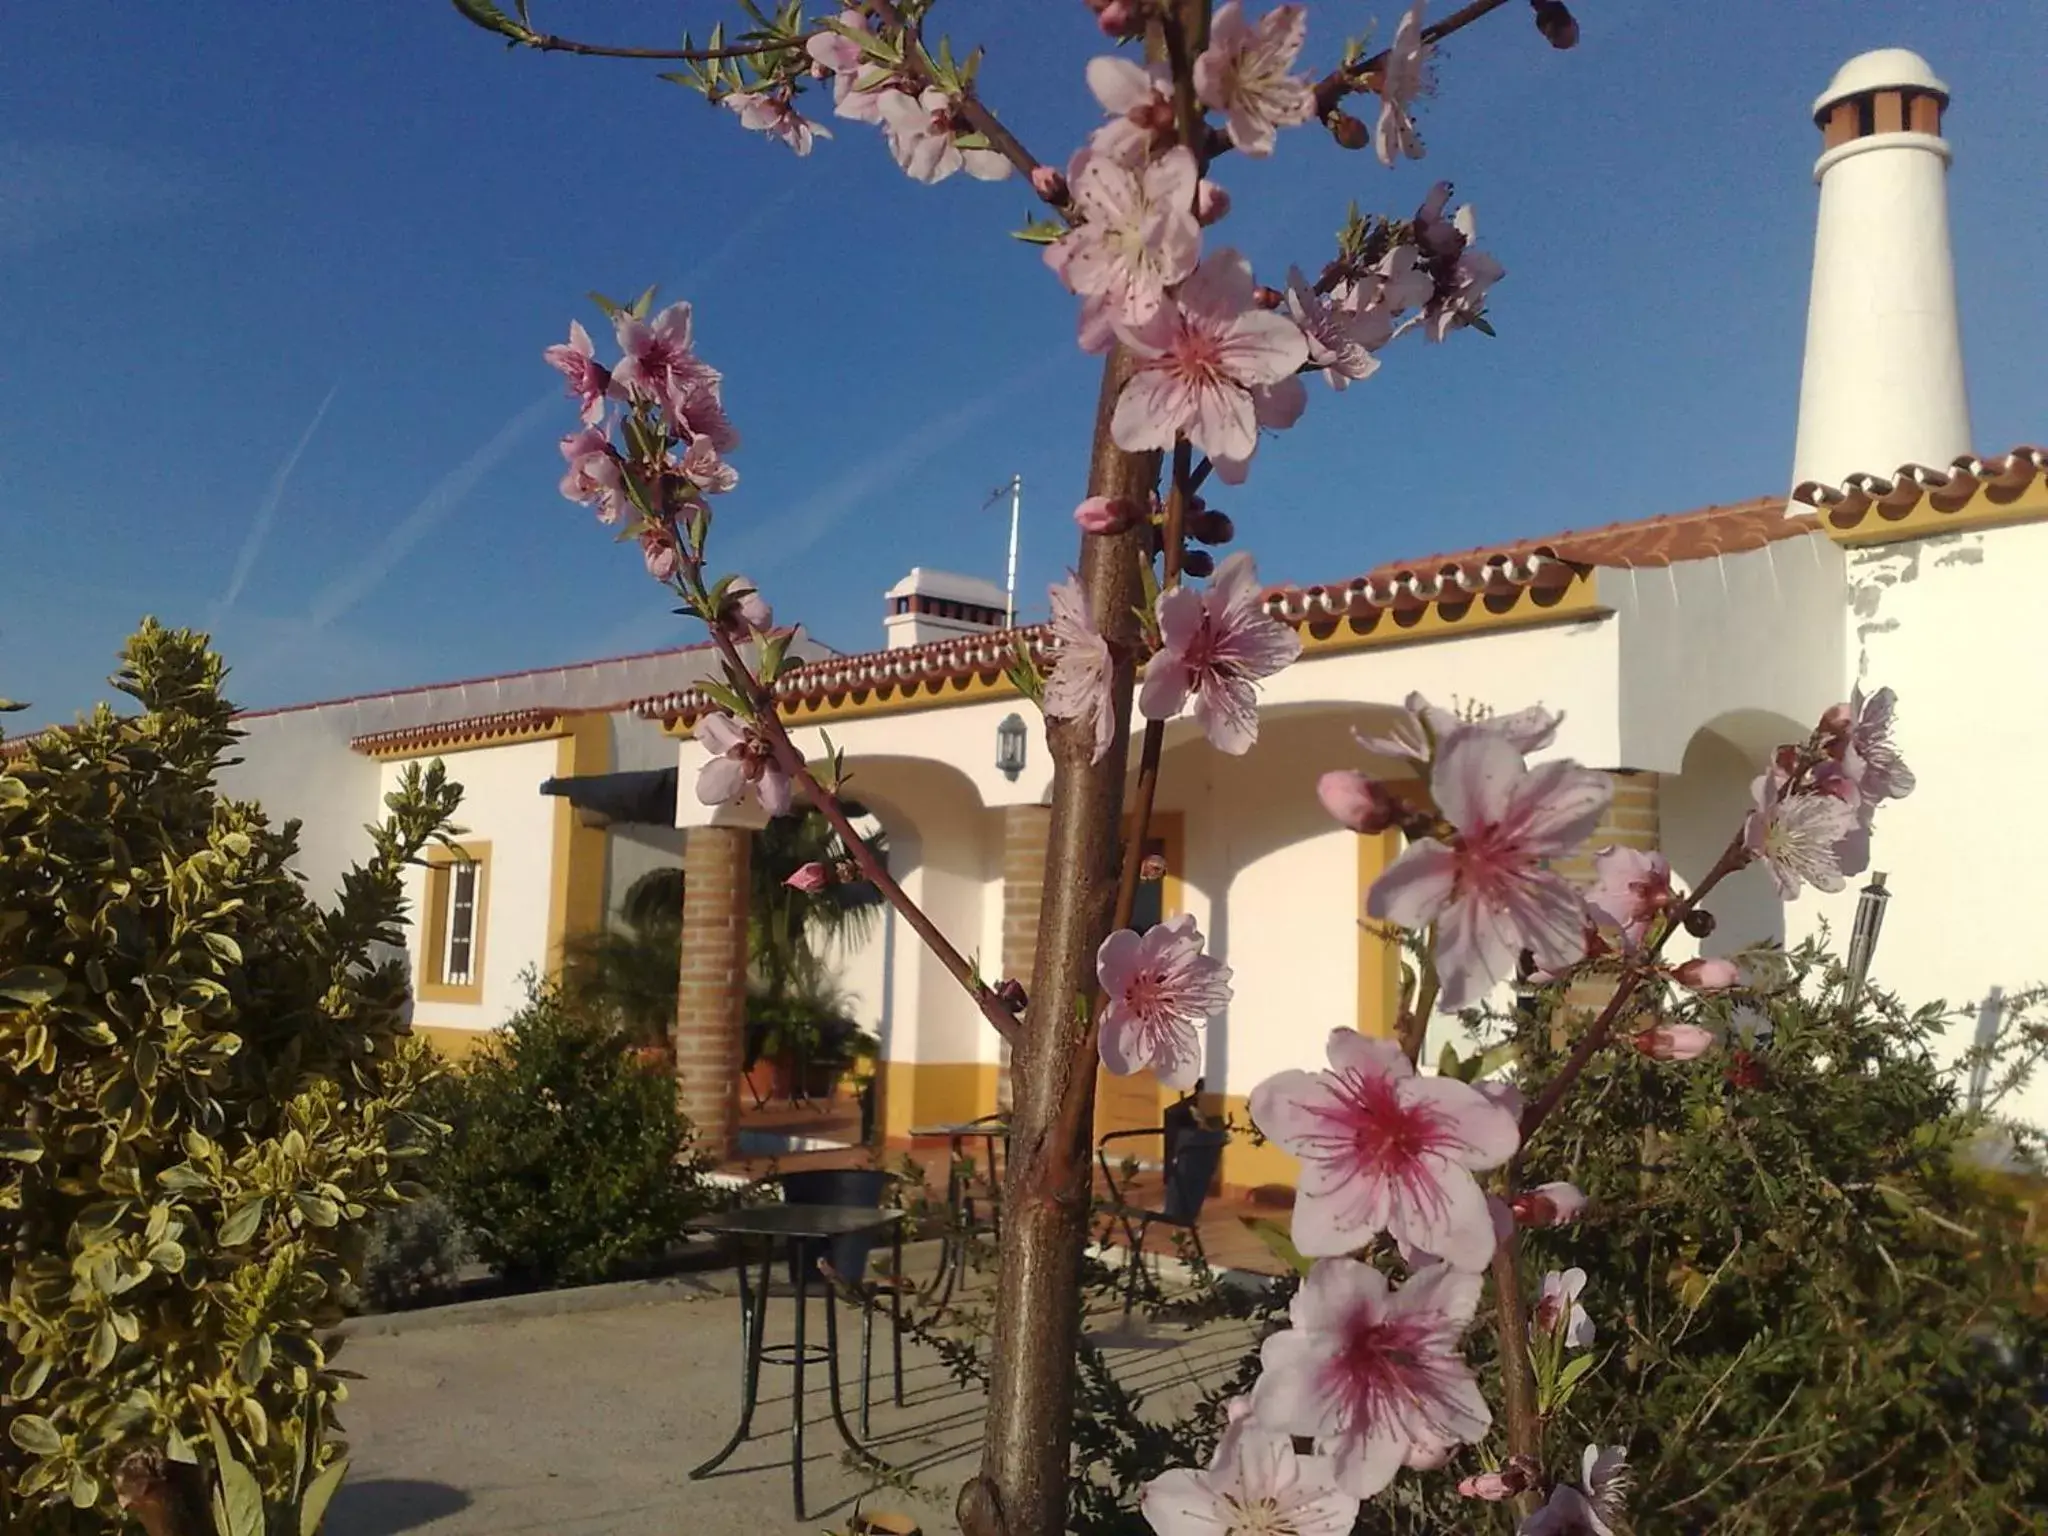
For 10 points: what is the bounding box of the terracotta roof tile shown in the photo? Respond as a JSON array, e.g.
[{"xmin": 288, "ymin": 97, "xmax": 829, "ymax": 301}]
[
  {"xmin": 1792, "ymin": 445, "xmax": 2047, "ymax": 535},
  {"xmin": 348, "ymin": 707, "xmax": 571, "ymax": 758}
]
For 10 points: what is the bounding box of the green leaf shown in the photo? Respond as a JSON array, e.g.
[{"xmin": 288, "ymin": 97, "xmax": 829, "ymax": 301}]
[
  {"xmin": 0, "ymin": 696, "xmax": 28, "ymax": 711},
  {"xmin": 236, "ymin": 1333, "xmax": 273, "ymax": 1387},
  {"xmin": 0, "ymin": 1126, "xmax": 43, "ymax": 1162},
  {"xmin": 299, "ymin": 1455, "xmax": 351, "ymax": 1536},
  {"xmin": 9, "ymin": 1413, "xmax": 63, "ymax": 1457},
  {"xmin": 206, "ymin": 1411, "xmax": 266, "ymax": 1536},
  {"xmin": 219, "ymin": 1197, "xmax": 267, "ymax": 1246},
  {"xmin": 203, "ymin": 931, "xmax": 244, "ymax": 965},
  {"xmin": 0, "ymin": 964, "xmax": 67, "ymax": 1004},
  {"xmin": 11, "ymin": 1353, "xmax": 53, "ymax": 1399},
  {"xmin": 1238, "ymin": 1216, "xmax": 1313, "ymax": 1276},
  {"xmin": 159, "ymin": 1162, "xmax": 213, "ymax": 1191},
  {"xmin": 87, "ymin": 1318, "xmax": 118, "ymax": 1371},
  {"xmin": 1010, "ymin": 216, "xmax": 1066, "ymax": 246},
  {"xmin": 448, "ymin": 0, "xmax": 533, "ymax": 43},
  {"xmin": 68, "ymin": 1464, "xmax": 100, "ymax": 1510},
  {"xmin": 294, "ymin": 1192, "xmax": 341, "ymax": 1228}
]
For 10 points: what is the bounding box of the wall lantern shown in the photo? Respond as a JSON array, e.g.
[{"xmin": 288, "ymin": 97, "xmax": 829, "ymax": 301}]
[
  {"xmin": 996, "ymin": 713, "xmax": 1028, "ymax": 782},
  {"xmin": 1843, "ymin": 871, "xmax": 1891, "ymax": 1005}
]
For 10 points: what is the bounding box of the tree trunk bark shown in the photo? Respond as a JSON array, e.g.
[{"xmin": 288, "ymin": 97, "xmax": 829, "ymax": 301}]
[{"xmin": 957, "ymin": 347, "xmax": 1157, "ymax": 1536}]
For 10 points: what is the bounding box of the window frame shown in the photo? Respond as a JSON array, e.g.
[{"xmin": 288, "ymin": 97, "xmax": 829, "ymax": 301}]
[{"xmin": 419, "ymin": 840, "xmax": 491, "ymax": 1005}]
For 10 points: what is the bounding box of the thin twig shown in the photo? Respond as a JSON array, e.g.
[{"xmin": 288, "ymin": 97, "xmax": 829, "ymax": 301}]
[{"xmin": 523, "ymin": 31, "xmax": 806, "ymax": 62}]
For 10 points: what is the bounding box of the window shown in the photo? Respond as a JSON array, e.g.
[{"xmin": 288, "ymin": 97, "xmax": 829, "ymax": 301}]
[{"xmin": 420, "ymin": 842, "xmax": 490, "ymax": 1004}]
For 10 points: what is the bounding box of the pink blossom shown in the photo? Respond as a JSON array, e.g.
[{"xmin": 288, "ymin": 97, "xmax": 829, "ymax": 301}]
[
  {"xmin": 1355, "ymin": 693, "xmax": 1561, "ymax": 764},
  {"xmin": 723, "ymin": 90, "xmax": 830, "ymax": 155},
  {"xmin": 558, "ymin": 427, "xmax": 627, "ymax": 524},
  {"xmin": 1044, "ymin": 575, "xmax": 1118, "ymax": 765},
  {"xmin": 544, "ymin": 320, "xmax": 614, "ymax": 426},
  {"xmin": 679, "ymin": 434, "xmax": 738, "ymax": 495},
  {"xmin": 1249, "ymin": 1030, "xmax": 1520, "ymax": 1269},
  {"xmin": 1367, "ymin": 729, "xmax": 1611, "ymax": 1010},
  {"xmin": 1376, "ymin": 243, "xmax": 1436, "ymax": 315},
  {"xmin": 1743, "ymin": 770, "xmax": 1857, "ymax": 899},
  {"xmin": 806, "ymin": 13, "xmax": 889, "ymax": 123},
  {"xmin": 1412, "ymin": 186, "xmax": 1504, "ymax": 342},
  {"xmin": 1584, "ymin": 846, "xmax": 1671, "ymax": 947},
  {"xmin": 1084, "ymin": 55, "xmax": 1175, "ymax": 166},
  {"xmin": 1512, "ymin": 1182, "xmax": 1587, "ymax": 1227},
  {"xmin": 1534, "ymin": 1267, "xmax": 1594, "ymax": 1347},
  {"xmin": 1250, "ymin": 1258, "xmax": 1491, "ymax": 1498},
  {"xmin": 1633, "ymin": 1022, "xmax": 1716, "ymax": 1062},
  {"xmin": 1374, "ymin": 3, "xmax": 1432, "ymax": 168},
  {"xmin": 639, "ymin": 524, "xmax": 678, "ymax": 582},
  {"xmin": 1397, "ymin": 1192, "xmax": 1513, "ymax": 1271},
  {"xmin": 1460, "ymin": 1468, "xmax": 1526, "ymax": 1501},
  {"xmin": 1519, "ymin": 1446, "xmax": 1628, "ymax": 1536},
  {"xmin": 1073, "ymin": 495, "xmax": 1138, "ymax": 535},
  {"xmin": 1286, "ymin": 269, "xmax": 1388, "ymax": 391},
  {"xmin": 695, "ymin": 712, "xmax": 792, "ymax": 817},
  {"xmin": 1096, "ymin": 914, "xmax": 1231, "ymax": 1089},
  {"xmin": 1317, "ymin": 771, "xmax": 1400, "ymax": 835},
  {"xmin": 1194, "ymin": 2, "xmax": 1315, "ymax": 158},
  {"xmin": 1139, "ymin": 551, "xmax": 1302, "ymax": 755},
  {"xmin": 612, "ymin": 302, "xmax": 733, "ymax": 446},
  {"xmin": 1674, "ymin": 956, "xmax": 1741, "ymax": 991},
  {"xmin": 716, "ymin": 577, "xmax": 771, "ymax": 638},
  {"xmin": 878, "ymin": 88, "xmax": 1011, "ymax": 183},
  {"xmin": 1049, "ymin": 146, "xmax": 1202, "ymax": 331},
  {"xmin": 785, "ymin": 862, "xmax": 830, "ymax": 894},
  {"xmin": 1111, "ymin": 250, "xmax": 1309, "ymax": 462},
  {"xmin": 1195, "ymin": 179, "xmax": 1233, "ymax": 225},
  {"xmin": 1208, "ymin": 374, "xmax": 1307, "ymax": 485},
  {"xmin": 1141, "ymin": 1426, "xmax": 1358, "ymax": 1536},
  {"xmin": 1836, "ymin": 685, "xmax": 1915, "ymax": 802}
]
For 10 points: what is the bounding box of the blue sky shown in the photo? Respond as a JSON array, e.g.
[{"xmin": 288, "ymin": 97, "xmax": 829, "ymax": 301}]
[{"xmin": 3, "ymin": 1, "xmax": 2043, "ymax": 731}]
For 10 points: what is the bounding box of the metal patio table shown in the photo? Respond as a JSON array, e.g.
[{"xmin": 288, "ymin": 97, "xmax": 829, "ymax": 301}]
[
  {"xmin": 683, "ymin": 1202, "xmax": 906, "ymax": 1519},
  {"xmin": 907, "ymin": 1119, "xmax": 1009, "ymax": 1309}
]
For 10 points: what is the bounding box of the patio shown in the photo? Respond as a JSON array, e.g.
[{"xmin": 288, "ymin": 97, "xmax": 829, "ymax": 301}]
[{"xmin": 326, "ymin": 1241, "xmax": 1267, "ymax": 1536}]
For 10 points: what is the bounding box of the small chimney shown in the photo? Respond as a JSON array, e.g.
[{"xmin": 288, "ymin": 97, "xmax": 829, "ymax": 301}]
[
  {"xmin": 883, "ymin": 567, "xmax": 1013, "ymax": 650},
  {"xmin": 1790, "ymin": 49, "xmax": 1972, "ymax": 494}
]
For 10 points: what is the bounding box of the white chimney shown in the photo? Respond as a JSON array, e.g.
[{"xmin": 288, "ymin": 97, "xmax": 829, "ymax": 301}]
[
  {"xmin": 883, "ymin": 567, "xmax": 1012, "ymax": 650},
  {"xmin": 1790, "ymin": 49, "xmax": 1972, "ymax": 493}
]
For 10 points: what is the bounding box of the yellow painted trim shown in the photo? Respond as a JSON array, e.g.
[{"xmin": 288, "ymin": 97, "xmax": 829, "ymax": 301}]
[
  {"xmin": 418, "ymin": 840, "xmax": 491, "ymax": 1006},
  {"xmin": 878, "ymin": 1060, "xmax": 1003, "ymax": 1144},
  {"xmin": 1818, "ymin": 475, "xmax": 2048, "ymax": 547},
  {"xmin": 1355, "ymin": 828, "xmax": 1402, "ymax": 1039},
  {"xmin": 357, "ymin": 717, "xmax": 571, "ymax": 760},
  {"xmin": 544, "ymin": 714, "xmax": 612, "ymax": 977},
  {"xmin": 660, "ymin": 577, "xmax": 1606, "ymax": 737},
  {"xmin": 1200, "ymin": 1091, "xmax": 1304, "ymax": 1193},
  {"xmin": 411, "ymin": 1024, "xmax": 500, "ymax": 1064}
]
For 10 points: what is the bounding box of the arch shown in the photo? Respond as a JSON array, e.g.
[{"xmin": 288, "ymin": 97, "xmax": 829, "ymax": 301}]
[{"xmin": 1664, "ymin": 708, "xmax": 1809, "ymax": 956}]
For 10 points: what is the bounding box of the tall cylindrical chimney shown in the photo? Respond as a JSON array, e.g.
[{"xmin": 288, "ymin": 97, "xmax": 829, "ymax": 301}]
[{"xmin": 1789, "ymin": 49, "xmax": 1972, "ymax": 493}]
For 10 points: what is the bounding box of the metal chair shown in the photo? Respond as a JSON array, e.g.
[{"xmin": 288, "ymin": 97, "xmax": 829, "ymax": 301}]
[
  {"xmin": 776, "ymin": 1169, "xmax": 908, "ymax": 1436},
  {"xmin": 1093, "ymin": 1088, "xmax": 1229, "ymax": 1318}
]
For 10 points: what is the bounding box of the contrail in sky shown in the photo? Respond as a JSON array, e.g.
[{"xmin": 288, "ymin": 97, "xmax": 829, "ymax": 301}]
[
  {"xmin": 304, "ymin": 393, "xmax": 558, "ymax": 633},
  {"xmin": 221, "ymin": 382, "xmax": 338, "ymax": 610}
]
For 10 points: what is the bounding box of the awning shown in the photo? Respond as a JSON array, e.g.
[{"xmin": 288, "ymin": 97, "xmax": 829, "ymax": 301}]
[{"xmin": 538, "ymin": 767, "xmax": 679, "ymax": 828}]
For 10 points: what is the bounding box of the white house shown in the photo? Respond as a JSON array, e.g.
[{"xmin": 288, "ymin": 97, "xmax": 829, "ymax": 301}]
[{"xmin": 644, "ymin": 49, "xmax": 2047, "ymax": 1183}]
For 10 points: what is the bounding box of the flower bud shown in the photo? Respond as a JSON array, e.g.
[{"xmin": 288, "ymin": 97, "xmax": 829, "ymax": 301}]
[
  {"xmin": 718, "ymin": 578, "xmax": 772, "ymax": 637},
  {"xmin": 1682, "ymin": 907, "xmax": 1716, "ymax": 938},
  {"xmin": 1181, "ymin": 549, "xmax": 1216, "ymax": 578},
  {"xmin": 1195, "ymin": 179, "xmax": 1232, "ymax": 225},
  {"xmin": 1030, "ymin": 164, "xmax": 1068, "ymax": 203},
  {"xmin": 1073, "ymin": 495, "xmax": 1138, "ymax": 535},
  {"xmin": 996, "ymin": 978, "xmax": 1028, "ymax": 1013},
  {"xmin": 1326, "ymin": 110, "xmax": 1370, "ymax": 150},
  {"xmin": 1457, "ymin": 1468, "xmax": 1525, "ymax": 1501},
  {"xmin": 1817, "ymin": 700, "xmax": 1853, "ymax": 737},
  {"xmin": 1253, "ymin": 285, "xmax": 1285, "ymax": 310},
  {"xmin": 1674, "ymin": 956, "xmax": 1742, "ymax": 991},
  {"xmin": 785, "ymin": 862, "xmax": 831, "ymax": 894},
  {"xmin": 1530, "ymin": 0, "xmax": 1579, "ymax": 48},
  {"xmin": 1511, "ymin": 1181, "xmax": 1587, "ymax": 1228},
  {"xmin": 1139, "ymin": 852, "xmax": 1169, "ymax": 881},
  {"xmin": 1633, "ymin": 1022, "xmax": 1716, "ymax": 1062},
  {"xmin": 1317, "ymin": 770, "xmax": 1399, "ymax": 834},
  {"xmin": 1096, "ymin": 0, "xmax": 1138, "ymax": 38},
  {"xmin": 1188, "ymin": 508, "xmax": 1236, "ymax": 546},
  {"xmin": 1725, "ymin": 1048, "xmax": 1767, "ymax": 1090}
]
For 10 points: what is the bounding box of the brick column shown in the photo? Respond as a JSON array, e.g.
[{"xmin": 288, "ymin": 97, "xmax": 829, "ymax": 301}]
[
  {"xmin": 996, "ymin": 804, "xmax": 1051, "ymax": 1110},
  {"xmin": 673, "ymin": 825, "xmax": 750, "ymax": 1158},
  {"xmin": 1554, "ymin": 771, "xmax": 1662, "ymax": 1018}
]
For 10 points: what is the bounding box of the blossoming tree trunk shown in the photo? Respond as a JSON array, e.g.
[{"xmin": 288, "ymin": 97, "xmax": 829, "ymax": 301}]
[{"xmin": 959, "ymin": 345, "xmax": 1157, "ymax": 1536}]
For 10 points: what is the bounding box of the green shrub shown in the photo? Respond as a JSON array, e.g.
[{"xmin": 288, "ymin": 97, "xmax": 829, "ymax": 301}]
[
  {"xmin": 425, "ymin": 979, "xmax": 712, "ymax": 1289},
  {"xmin": 349, "ymin": 1193, "xmax": 474, "ymax": 1314},
  {"xmin": 0, "ymin": 622, "xmax": 462, "ymax": 1532}
]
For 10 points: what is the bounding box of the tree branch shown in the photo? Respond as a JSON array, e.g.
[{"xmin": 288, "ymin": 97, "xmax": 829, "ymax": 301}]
[
  {"xmin": 1488, "ymin": 1227, "xmax": 1544, "ymax": 1518},
  {"xmin": 699, "ymin": 623, "xmax": 1022, "ymax": 1047},
  {"xmin": 448, "ymin": 1, "xmax": 812, "ymax": 62}
]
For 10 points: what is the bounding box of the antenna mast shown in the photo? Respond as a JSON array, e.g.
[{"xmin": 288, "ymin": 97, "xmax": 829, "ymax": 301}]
[{"xmin": 1003, "ymin": 473, "xmax": 1023, "ymax": 627}]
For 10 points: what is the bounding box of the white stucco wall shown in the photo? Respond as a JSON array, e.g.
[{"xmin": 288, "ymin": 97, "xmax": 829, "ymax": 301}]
[
  {"xmin": 383, "ymin": 736, "xmax": 562, "ymax": 1037},
  {"xmin": 216, "ymin": 710, "xmax": 384, "ymax": 910},
  {"xmin": 1784, "ymin": 523, "xmax": 2048, "ymax": 1127},
  {"xmin": 1609, "ymin": 539, "xmax": 1847, "ymax": 775}
]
